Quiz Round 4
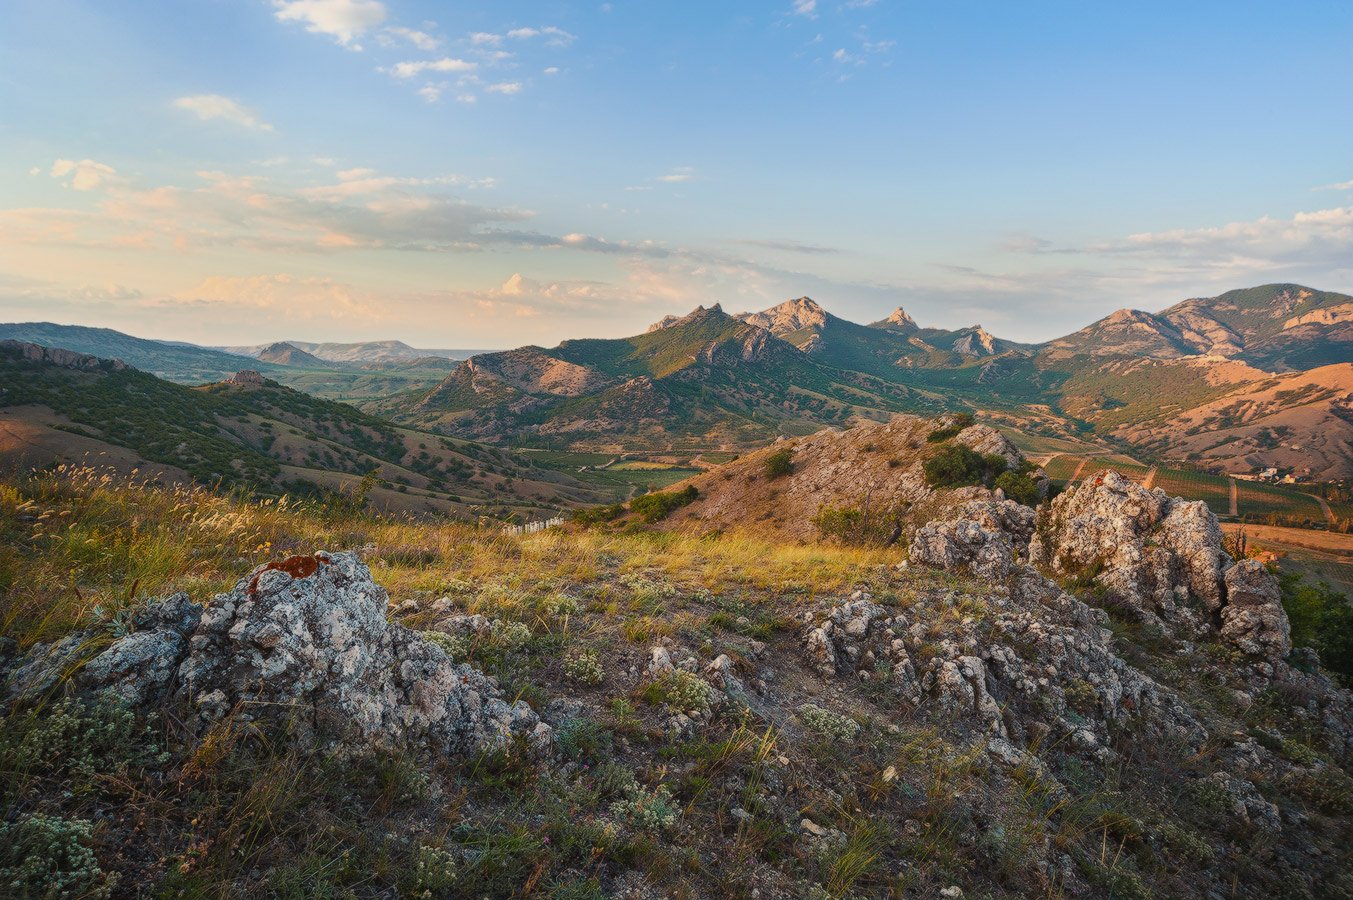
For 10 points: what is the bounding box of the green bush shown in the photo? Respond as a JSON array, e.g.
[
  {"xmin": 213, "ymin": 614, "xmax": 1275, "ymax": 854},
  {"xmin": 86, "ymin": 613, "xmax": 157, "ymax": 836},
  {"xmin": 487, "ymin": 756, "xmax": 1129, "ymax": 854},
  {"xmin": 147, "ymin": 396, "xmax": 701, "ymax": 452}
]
[
  {"xmin": 926, "ymin": 413, "xmax": 974, "ymax": 443},
  {"xmin": 811, "ymin": 504, "xmax": 902, "ymax": 546},
  {"xmin": 571, "ymin": 503, "xmax": 624, "ymax": 526},
  {"xmin": 994, "ymin": 470, "xmax": 1040, "ymax": 506},
  {"xmin": 629, "ymin": 485, "xmax": 699, "ymax": 523},
  {"xmin": 764, "ymin": 447, "xmax": 794, "ymax": 479},
  {"xmin": 1281, "ymin": 574, "xmax": 1353, "ymax": 684},
  {"xmin": 922, "ymin": 444, "xmax": 1007, "ymax": 489}
]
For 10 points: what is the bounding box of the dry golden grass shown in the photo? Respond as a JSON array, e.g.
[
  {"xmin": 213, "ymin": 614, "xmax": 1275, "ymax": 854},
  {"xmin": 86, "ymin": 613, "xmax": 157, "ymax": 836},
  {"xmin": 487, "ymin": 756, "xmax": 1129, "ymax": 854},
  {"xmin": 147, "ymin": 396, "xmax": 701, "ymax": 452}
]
[{"xmin": 0, "ymin": 464, "xmax": 898, "ymax": 648}]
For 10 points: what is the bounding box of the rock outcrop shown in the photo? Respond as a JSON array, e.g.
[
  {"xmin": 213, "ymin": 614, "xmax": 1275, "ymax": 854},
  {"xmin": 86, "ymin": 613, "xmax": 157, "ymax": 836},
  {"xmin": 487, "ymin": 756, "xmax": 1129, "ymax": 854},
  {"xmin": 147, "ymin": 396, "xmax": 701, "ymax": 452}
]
[
  {"xmin": 909, "ymin": 499, "xmax": 1035, "ymax": 580},
  {"xmin": 8, "ymin": 552, "xmax": 549, "ymax": 757},
  {"xmin": 1031, "ymin": 470, "xmax": 1228, "ymax": 631},
  {"xmin": 1220, "ymin": 559, "xmax": 1293, "ymax": 678}
]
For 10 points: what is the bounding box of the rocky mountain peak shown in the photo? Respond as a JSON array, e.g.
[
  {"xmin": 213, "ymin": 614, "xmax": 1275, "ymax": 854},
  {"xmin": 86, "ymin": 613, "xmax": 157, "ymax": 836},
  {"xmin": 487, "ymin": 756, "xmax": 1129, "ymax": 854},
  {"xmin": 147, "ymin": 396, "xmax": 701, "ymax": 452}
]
[
  {"xmin": 738, "ymin": 296, "xmax": 830, "ymax": 336},
  {"xmin": 952, "ymin": 325, "xmax": 999, "ymax": 357},
  {"xmin": 647, "ymin": 303, "xmax": 726, "ymax": 333},
  {"xmin": 883, "ymin": 306, "xmax": 918, "ymax": 331}
]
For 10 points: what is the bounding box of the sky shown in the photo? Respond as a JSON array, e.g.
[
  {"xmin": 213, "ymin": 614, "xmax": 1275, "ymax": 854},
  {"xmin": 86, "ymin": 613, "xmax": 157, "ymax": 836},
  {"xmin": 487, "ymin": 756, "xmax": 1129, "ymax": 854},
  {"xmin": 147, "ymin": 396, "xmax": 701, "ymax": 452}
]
[{"xmin": 1, "ymin": 0, "xmax": 1351, "ymax": 348}]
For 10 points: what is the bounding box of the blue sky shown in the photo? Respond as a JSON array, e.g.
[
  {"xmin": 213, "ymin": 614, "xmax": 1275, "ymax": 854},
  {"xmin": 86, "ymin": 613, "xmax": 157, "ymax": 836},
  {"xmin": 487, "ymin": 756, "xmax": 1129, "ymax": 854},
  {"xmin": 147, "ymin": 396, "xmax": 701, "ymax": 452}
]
[{"xmin": 1, "ymin": 0, "xmax": 1351, "ymax": 347}]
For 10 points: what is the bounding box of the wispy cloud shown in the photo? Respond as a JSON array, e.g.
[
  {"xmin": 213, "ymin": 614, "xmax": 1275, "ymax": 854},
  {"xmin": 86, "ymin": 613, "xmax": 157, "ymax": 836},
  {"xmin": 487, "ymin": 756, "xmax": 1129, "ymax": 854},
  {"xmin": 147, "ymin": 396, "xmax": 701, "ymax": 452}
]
[
  {"xmin": 378, "ymin": 25, "xmax": 440, "ymax": 51},
  {"xmin": 485, "ymin": 81, "xmax": 522, "ymax": 95},
  {"xmin": 791, "ymin": 0, "xmax": 818, "ymax": 18},
  {"xmin": 1315, "ymin": 178, "xmax": 1353, "ymax": 192},
  {"xmin": 49, "ymin": 158, "xmax": 121, "ymax": 191},
  {"xmin": 387, "ymin": 57, "xmax": 477, "ymax": 79},
  {"xmin": 272, "ymin": 0, "xmax": 387, "ymax": 48},
  {"xmin": 656, "ymin": 166, "xmax": 696, "ymax": 183},
  {"xmin": 172, "ymin": 94, "xmax": 274, "ymax": 131}
]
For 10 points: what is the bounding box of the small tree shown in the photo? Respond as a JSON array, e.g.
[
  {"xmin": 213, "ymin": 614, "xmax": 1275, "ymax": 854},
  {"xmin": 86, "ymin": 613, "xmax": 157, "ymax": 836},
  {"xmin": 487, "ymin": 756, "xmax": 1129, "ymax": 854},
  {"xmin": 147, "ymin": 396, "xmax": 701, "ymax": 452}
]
[{"xmin": 765, "ymin": 447, "xmax": 793, "ymax": 479}]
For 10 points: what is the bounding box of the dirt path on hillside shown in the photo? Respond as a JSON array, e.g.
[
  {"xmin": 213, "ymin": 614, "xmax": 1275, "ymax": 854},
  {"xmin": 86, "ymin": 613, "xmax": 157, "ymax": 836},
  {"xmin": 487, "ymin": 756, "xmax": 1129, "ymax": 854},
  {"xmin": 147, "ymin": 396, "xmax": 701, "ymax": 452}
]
[
  {"xmin": 1142, "ymin": 466, "xmax": 1159, "ymax": 490},
  {"xmin": 1228, "ymin": 478, "xmax": 1239, "ymax": 517},
  {"xmin": 1311, "ymin": 494, "xmax": 1337, "ymax": 525},
  {"xmin": 1069, "ymin": 457, "xmax": 1090, "ymax": 483}
]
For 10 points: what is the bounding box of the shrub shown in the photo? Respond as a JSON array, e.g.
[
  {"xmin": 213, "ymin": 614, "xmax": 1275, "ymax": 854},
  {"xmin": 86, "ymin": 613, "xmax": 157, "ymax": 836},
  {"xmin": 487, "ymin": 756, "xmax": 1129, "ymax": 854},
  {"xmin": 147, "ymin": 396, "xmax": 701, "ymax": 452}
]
[
  {"xmin": 1281, "ymin": 574, "xmax": 1353, "ymax": 684},
  {"xmin": 0, "ymin": 814, "xmax": 116, "ymax": 899},
  {"xmin": 571, "ymin": 503, "xmax": 624, "ymax": 527},
  {"xmin": 797, "ymin": 703, "xmax": 861, "ymax": 742},
  {"xmin": 1, "ymin": 697, "xmax": 167, "ymax": 786},
  {"xmin": 609, "ymin": 780, "xmax": 678, "ymax": 833},
  {"xmin": 642, "ymin": 670, "xmax": 717, "ymax": 714},
  {"xmin": 399, "ymin": 843, "xmax": 459, "ymax": 898},
  {"xmin": 923, "ymin": 444, "xmax": 1007, "ymax": 489},
  {"xmin": 811, "ymin": 504, "xmax": 903, "ymax": 546},
  {"xmin": 564, "ymin": 649, "xmax": 604, "ymax": 686},
  {"xmin": 994, "ymin": 470, "xmax": 1040, "ymax": 506},
  {"xmin": 764, "ymin": 447, "xmax": 794, "ymax": 479},
  {"xmin": 629, "ymin": 485, "xmax": 699, "ymax": 523},
  {"xmin": 926, "ymin": 413, "xmax": 974, "ymax": 443}
]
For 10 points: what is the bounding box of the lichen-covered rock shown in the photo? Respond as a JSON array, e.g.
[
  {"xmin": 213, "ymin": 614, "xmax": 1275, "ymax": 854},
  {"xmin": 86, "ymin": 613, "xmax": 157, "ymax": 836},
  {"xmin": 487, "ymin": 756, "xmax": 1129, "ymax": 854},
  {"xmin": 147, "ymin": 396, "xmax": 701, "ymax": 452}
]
[
  {"xmin": 954, "ymin": 423, "xmax": 1022, "ymax": 470},
  {"xmin": 1220, "ymin": 560, "xmax": 1292, "ymax": 678},
  {"xmin": 13, "ymin": 552, "xmax": 550, "ymax": 758},
  {"xmin": 909, "ymin": 500, "xmax": 1036, "ymax": 580},
  {"xmin": 1031, "ymin": 471, "xmax": 1228, "ymax": 629},
  {"xmin": 801, "ymin": 592, "xmax": 919, "ymax": 699},
  {"xmin": 175, "ymin": 552, "xmax": 549, "ymax": 755},
  {"xmin": 78, "ymin": 593, "xmax": 201, "ymax": 706}
]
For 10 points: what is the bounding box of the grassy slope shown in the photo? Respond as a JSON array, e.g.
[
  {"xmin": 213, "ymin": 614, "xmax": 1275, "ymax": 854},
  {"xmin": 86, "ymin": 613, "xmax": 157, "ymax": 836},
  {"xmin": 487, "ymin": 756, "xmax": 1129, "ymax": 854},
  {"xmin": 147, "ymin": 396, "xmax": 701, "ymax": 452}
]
[
  {"xmin": 3, "ymin": 469, "xmax": 1353, "ymax": 898},
  {"xmin": 0, "ymin": 351, "xmax": 598, "ymax": 519}
]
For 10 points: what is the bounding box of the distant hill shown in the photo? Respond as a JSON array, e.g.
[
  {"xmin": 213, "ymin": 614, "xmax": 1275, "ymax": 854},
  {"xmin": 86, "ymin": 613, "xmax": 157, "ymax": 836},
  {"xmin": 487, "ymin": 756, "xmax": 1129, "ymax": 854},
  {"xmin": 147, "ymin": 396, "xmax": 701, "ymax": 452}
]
[
  {"xmin": 0, "ymin": 322, "xmax": 282, "ymax": 383},
  {"xmin": 223, "ymin": 339, "xmax": 487, "ymax": 364},
  {"xmin": 0, "ymin": 342, "xmax": 600, "ymax": 518},
  {"xmin": 255, "ymin": 341, "xmax": 331, "ymax": 368}
]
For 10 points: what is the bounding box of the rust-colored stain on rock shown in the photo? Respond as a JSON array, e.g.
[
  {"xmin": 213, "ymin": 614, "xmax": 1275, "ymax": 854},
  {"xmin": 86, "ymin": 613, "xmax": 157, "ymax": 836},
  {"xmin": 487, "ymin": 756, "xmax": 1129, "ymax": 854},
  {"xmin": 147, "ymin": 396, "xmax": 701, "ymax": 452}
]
[{"xmin": 249, "ymin": 554, "xmax": 326, "ymax": 595}]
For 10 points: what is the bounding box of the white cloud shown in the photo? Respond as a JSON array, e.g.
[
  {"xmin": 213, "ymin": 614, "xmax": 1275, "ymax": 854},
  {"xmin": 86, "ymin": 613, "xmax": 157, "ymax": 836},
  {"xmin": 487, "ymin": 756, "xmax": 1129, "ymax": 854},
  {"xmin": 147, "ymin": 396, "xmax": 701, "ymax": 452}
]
[
  {"xmin": 388, "ymin": 57, "xmax": 477, "ymax": 78},
  {"xmin": 379, "ymin": 25, "xmax": 440, "ymax": 50},
  {"xmin": 505, "ymin": 26, "xmax": 576, "ymax": 46},
  {"xmin": 791, "ymin": 0, "xmax": 817, "ymax": 17},
  {"xmin": 457, "ymin": 94, "xmax": 478, "ymax": 104},
  {"xmin": 50, "ymin": 158, "xmax": 120, "ymax": 191},
  {"xmin": 656, "ymin": 166, "xmax": 696, "ymax": 183},
  {"xmin": 469, "ymin": 31, "xmax": 502, "ymax": 46},
  {"xmin": 543, "ymin": 66, "xmax": 560, "ymax": 75},
  {"xmin": 417, "ymin": 84, "xmax": 443, "ymax": 103},
  {"xmin": 3, "ymin": 166, "xmax": 526, "ymax": 255},
  {"xmin": 485, "ymin": 81, "xmax": 522, "ymax": 95},
  {"xmin": 272, "ymin": 0, "xmax": 387, "ymax": 46},
  {"xmin": 1315, "ymin": 178, "xmax": 1353, "ymax": 192},
  {"xmin": 172, "ymin": 273, "xmax": 376, "ymax": 318},
  {"xmin": 172, "ymin": 94, "xmax": 274, "ymax": 131}
]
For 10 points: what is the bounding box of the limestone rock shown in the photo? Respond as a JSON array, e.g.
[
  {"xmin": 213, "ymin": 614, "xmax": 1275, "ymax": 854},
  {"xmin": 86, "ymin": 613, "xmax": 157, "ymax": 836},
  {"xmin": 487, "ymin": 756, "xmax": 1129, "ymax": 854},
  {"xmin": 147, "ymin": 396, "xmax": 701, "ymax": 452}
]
[
  {"xmin": 909, "ymin": 499, "xmax": 1036, "ymax": 580},
  {"xmin": 1220, "ymin": 560, "xmax": 1292, "ymax": 676},
  {"xmin": 1031, "ymin": 470, "xmax": 1228, "ymax": 628}
]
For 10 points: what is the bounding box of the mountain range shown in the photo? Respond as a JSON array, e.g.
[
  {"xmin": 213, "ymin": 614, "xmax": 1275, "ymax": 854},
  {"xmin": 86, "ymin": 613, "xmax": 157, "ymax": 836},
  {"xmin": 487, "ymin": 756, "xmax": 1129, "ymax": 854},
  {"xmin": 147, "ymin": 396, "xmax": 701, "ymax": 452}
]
[
  {"xmin": 2, "ymin": 283, "xmax": 1349, "ymax": 479},
  {"xmin": 381, "ymin": 284, "xmax": 1353, "ymax": 478}
]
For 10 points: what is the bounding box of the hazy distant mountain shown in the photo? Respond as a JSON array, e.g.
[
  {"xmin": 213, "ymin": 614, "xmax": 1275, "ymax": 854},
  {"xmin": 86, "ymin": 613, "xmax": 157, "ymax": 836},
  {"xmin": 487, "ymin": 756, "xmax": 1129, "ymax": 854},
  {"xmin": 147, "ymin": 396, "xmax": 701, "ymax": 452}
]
[
  {"xmin": 0, "ymin": 322, "xmax": 279, "ymax": 382},
  {"xmin": 222, "ymin": 339, "xmax": 486, "ymax": 364},
  {"xmin": 255, "ymin": 341, "xmax": 331, "ymax": 368},
  {"xmin": 1042, "ymin": 284, "xmax": 1353, "ymax": 370}
]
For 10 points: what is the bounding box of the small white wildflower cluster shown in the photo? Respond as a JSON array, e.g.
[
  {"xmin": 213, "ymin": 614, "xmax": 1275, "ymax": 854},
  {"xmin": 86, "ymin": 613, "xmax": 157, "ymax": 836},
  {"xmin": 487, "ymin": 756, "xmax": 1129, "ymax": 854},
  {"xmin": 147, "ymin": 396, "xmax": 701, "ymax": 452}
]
[
  {"xmin": 608, "ymin": 776, "xmax": 678, "ymax": 833},
  {"xmin": 657, "ymin": 670, "xmax": 716, "ymax": 714},
  {"xmin": 489, "ymin": 618, "xmax": 532, "ymax": 650},
  {"xmin": 420, "ymin": 630, "xmax": 469, "ymax": 659},
  {"xmin": 543, "ymin": 592, "xmax": 579, "ymax": 618},
  {"xmin": 620, "ymin": 573, "xmax": 678, "ymax": 605},
  {"xmin": 564, "ymin": 648, "xmax": 605, "ymax": 686},
  {"xmin": 797, "ymin": 703, "xmax": 861, "ymax": 743},
  {"xmin": 406, "ymin": 843, "xmax": 458, "ymax": 898},
  {"xmin": 0, "ymin": 814, "xmax": 116, "ymax": 899}
]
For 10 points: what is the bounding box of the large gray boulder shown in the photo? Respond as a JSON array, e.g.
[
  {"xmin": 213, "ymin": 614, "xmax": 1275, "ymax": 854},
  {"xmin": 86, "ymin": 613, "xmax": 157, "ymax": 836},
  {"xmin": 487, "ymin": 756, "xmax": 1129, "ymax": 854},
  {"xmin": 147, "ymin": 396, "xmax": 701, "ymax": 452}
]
[
  {"xmin": 1030, "ymin": 470, "xmax": 1228, "ymax": 628},
  {"xmin": 909, "ymin": 499, "xmax": 1036, "ymax": 580},
  {"xmin": 1220, "ymin": 559, "xmax": 1293, "ymax": 678},
  {"xmin": 7, "ymin": 552, "xmax": 549, "ymax": 758}
]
